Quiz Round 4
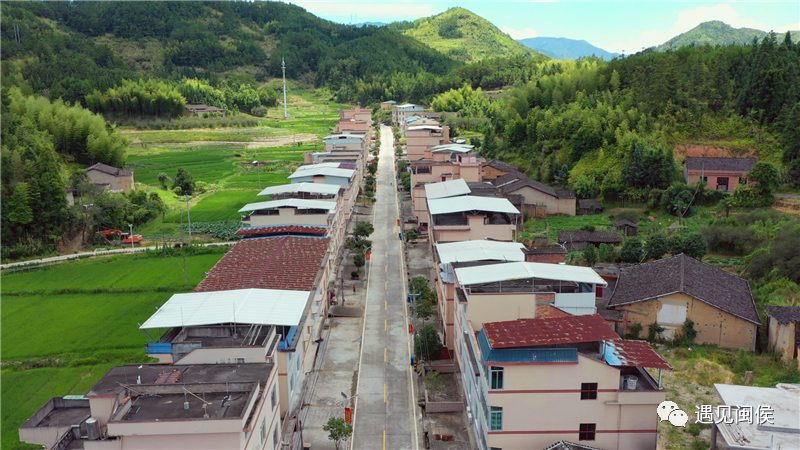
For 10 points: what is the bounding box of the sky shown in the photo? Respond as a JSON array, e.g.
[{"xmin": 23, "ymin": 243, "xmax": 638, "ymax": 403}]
[{"xmin": 286, "ymin": 1, "xmax": 800, "ymax": 54}]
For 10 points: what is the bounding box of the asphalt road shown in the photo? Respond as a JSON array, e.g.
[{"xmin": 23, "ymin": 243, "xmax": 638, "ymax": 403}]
[{"xmin": 350, "ymin": 125, "xmax": 418, "ymax": 450}]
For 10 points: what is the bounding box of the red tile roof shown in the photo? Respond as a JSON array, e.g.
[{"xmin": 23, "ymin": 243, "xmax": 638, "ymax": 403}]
[
  {"xmin": 234, "ymin": 225, "xmax": 328, "ymax": 237},
  {"xmin": 484, "ymin": 314, "xmax": 620, "ymax": 349},
  {"xmin": 194, "ymin": 236, "xmax": 329, "ymax": 293},
  {"xmin": 604, "ymin": 340, "xmax": 673, "ymax": 370},
  {"xmin": 535, "ymin": 303, "xmax": 572, "ymax": 319}
]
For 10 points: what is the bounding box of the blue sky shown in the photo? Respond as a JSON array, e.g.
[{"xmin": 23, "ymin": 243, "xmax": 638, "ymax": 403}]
[{"xmin": 287, "ymin": 1, "xmax": 800, "ymax": 54}]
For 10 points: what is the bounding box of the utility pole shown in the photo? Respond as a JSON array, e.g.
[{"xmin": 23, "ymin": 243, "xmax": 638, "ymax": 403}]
[
  {"xmin": 184, "ymin": 196, "xmax": 192, "ymax": 240},
  {"xmin": 129, "ymin": 224, "xmax": 134, "ymax": 249},
  {"xmin": 282, "ymin": 58, "xmax": 289, "ymax": 118}
]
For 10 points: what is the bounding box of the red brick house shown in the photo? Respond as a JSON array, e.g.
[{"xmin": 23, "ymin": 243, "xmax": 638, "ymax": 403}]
[{"xmin": 683, "ymin": 157, "xmax": 756, "ymax": 192}]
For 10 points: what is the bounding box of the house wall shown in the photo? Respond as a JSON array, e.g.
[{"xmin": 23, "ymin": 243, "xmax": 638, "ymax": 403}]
[
  {"xmin": 482, "ymin": 166, "xmax": 512, "ymax": 180},
  {"xmin": 290, "ymin": 175, "xmax": 351, "ymax": 186},
  {"xmin": 768, "ymin": 318, "xmax": 797, "ymax": 362},
  {"xmin": 617, "ymin": 293, "xmax": 757, "ymax": 351},
  {"xmin": 465, "ymin": 292, "xmax": 539, "ymax": 330},
  {"xmin": 412, "ymin": 186, "xmax": 430, "ymax": 227},
  {"xmin": 242, "ymin": 208, "xmax": 330, "ymax": 227},
  {"xmin": 525, "ymin": 252, "xmax": 566, "ymax": 264},
  {"xmin": 336, "ymin": 121, "xmax": 369, "ymax": 134},
  {"xmin": 401, "ymin": 118, "xmax": 439, "ymax": 135},
  {"xmin": 86, "ymin": 170, "xmax": 134, "ymax": 193},
  {"xmin": 685, "ymin": 169, "xmax": 749, "ymax": 192},
  {"xmin": 509, "ymin": 185, "xmax": 575, "ymax": 216},
  {"xmin": 405, "ymin": 127, "xmax": 449, "ymax": 160},
  {"xmin": 433, "ymin": 216, "xmax": 515, "ymax": 244},
  {"xmin": 392, "ymin": 105, "xmax": 424, "ymax": 126}
]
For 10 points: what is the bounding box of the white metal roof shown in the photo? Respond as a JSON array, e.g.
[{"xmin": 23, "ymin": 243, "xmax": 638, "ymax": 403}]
[
  {"xmin": 324, "ymin": 134, "xmax": 364, "ymax": 141},
  {"xmin": 396, "ymin": 103, "xmax": 420, "ymax": 108},
  {"xmin": 288, "ymin": 167, "xmax": 354, "ymax": 179},
  {"xmin": 140, "ymin": 288, "xmax": 309, "ymax": 329},
  {"xmin": 713, "ymin": 383, "xmax": 800, "ymax": 449},
  {"xmin": 436, "ymin": 240, "xmax": 526, "ymax": 265},
  {"xmin": 239, "ymin": 198, "xmax": 336, "ymax": 213},
  {"xmin": 295, "ymin": 162, "xmax": 343, "ymax": 169},
  {"xmin": 425, "ymin": 179, "xmax": 470, "ymax": 200},
  {"xmin": 258, "ymin": 183, "xmax": 340, "ymax": 197},
  {"xmin": 408, "ymin": 125, "xmax": 442, "ymax": 131},
  {"xmin": 454, "ymin": 262, "xmax": 607, "ymax": 286},
  {"xmin": 431, "ymin": 144, "xmax": 474, "ymax": 154},
  {"xmin": 428, "ymin": 195, "xmax": 520, "ymax": 215}
]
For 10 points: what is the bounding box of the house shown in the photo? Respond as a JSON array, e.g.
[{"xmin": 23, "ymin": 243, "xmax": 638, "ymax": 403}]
[
  {"xmin": 763, "ymin": 306, "xmax": 800, "ymax": 366},
  {"xmin": 709, "ymin": 383, "xmax": 800, "ymax": 450},
  {"xmin": 405, "ymin": 125, "xmax": 450, "ymax": 160},
  {"xmin": 522, "ymin": 245, "xmax": 566, "ymax": 264},
  {"xmin": 493, "ymin": 171, "xmax": 576, "ymax": 216},
  {"xmin": 401, "ymin": 115, "xmax": 440, "ymax": 136},
  {"xmin": 482, "ymin": 160, "xmax": 518, "ymax": 180},
  {"xmin": 185, "ymin": 103, "xmax": 227, "ymax": 117},
  {"xmin": 85, "ymin": 163, "xmax": 134, "ymax": 193},
  {"xmin": 434, "ymin": 240, "xmax": 526, "ymax": 351},
  {"xmin": 380, "ymin": 100, "xmax": 396, "ymax": 109},
  {"xmin": 428, "ymin": 195, "xmax": 520, "ymax": 243},
  {"xmin": 579, "ymin": 199, "xmax": 602, "ymax": 215},
  {"xmin": 607, "ymin": 254, "xmax": 761, "ymax": 350},
  {"xmin": 558, "ymin": 230, "xmax": 623, "ymax": 251},
  {"xmin": 186, "ymin": 235, "xmax": 333, "ymax": 417},
  {"xmin": 20, "ymin": 362, "xmax": 280, "ymax": 450},
  {"xmin": 239, "ymin": 199, "xmax": 336, "ymax": 227},
  {"xmin": 683, "ymin": 157, "xmax": 756, "ymax": 192},
  {"xmin": 288, "ymin": 164, "xmax": 357, "ymax": 222},
  {"xmin": 391, "ymin": 103, "xmax": 424, "ymax": 126},
  {"xmin": 458, "ymin": 314, "xmax": 669, "ymax": 450},
  {"xmin": 613, "ymin": 219, "xmax": 639, "ymax": 236},
  {"xmin": 545, "ymin": 441, "xmax": 605, "ymax": 450}
]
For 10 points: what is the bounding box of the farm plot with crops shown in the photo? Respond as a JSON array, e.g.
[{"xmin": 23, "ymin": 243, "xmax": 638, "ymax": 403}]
[{"xmin": 163, "ymin": 190, "xmax": 262, "ymax": 222}]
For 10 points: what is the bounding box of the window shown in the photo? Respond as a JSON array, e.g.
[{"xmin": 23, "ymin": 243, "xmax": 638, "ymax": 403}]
[
  {"xmin": 260, "ymin": 419, "xmax": 266, "ymax": 444},
  {"xmin": 579, "ymin": 423, "xmax": 596, "ymax": 441},
  {"xmin": 270, "ymin": 387, "xmax": 277, "ymax": 410},
  {"xmin": 490, "ymin": 407, "xmax": 503, "ymax": 431},
  {"xmin": 490, "ymin": 367, "xmax": 504, "ymax": 390},
  {"xmin": 580, "ymin": 383, "xmax": 598, "ymax": 400},
  {"xmin": 702, "ymin": 176, "xmax": 708, "ymax": 182},
  {"xmin": 273, "ymin": 427, "xmax": 279, "ymax": 449}
]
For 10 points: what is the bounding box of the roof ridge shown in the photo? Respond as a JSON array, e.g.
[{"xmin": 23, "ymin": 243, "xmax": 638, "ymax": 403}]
[{"xmin": 680, "ymin": 254, "xmax": 685, "ymax": 292}]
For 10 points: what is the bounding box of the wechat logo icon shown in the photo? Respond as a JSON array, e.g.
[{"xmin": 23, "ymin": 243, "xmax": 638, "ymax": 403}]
[{"xmin": 657, "ymin": 401, "xmax": 688, "ymax": 427}]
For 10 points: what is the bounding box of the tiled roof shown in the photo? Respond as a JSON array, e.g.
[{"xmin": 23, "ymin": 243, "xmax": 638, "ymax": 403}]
[
  {"xmin": 194, "ymin": 236, "xmax": 329, "ymax": 293},
  {"xmin": 558, "ymin": 230, "xmax": 623, "ymax": 244},
  {"xmin": 607, "ymin": 254, "xmax": 760, "ymax": 324},
  {"xmin": 613, "ymin": 219, "xmax": 638, "ymax": 228},
  {"xmin": 685, "ymin": 157, "xmax": 756, "ymax": 172},
  {"xmin": 485, "ymin": 159, "xmax": 518, "ymax": 173},
  {"xmin": 86, "ymin": 163, "xmax": 133, "ymax": 177},
  {"xmin": 764, "ymin": 306, "xmax": 800, "ymax": 324},
  {"xmin": 603, "ymin": 340, "xmax": 673, "ymax": 370},
  {"xmin": 493, "ymin": 171, "xmax": 575, "ymax": 199},
  {"xmin": 543, "ymin": 441, "xmax": 605, "ymax": 450},
  {"xmin": 483, "ymin": 315, "xmax": 620, "ymax": 349},
  {"xmin": 478, "ymin": 329, "xmax": 578, "ymax": 364},
  {"xmin": 234, "ymin": 225, "xmax": 328, "ymax": 237},
  {"xmin": 536, "ymin": 303, "xmax": 572, "ymax": 319}
]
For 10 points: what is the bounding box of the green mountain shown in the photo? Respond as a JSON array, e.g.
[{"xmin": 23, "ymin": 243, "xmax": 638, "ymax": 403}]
[
  {"xmin": 656, "ymin": 20, "xmax": 800, "ymax": 51},
  {"xmin": 390, "ymin": 7, "xmax": 541, "ymax": 62}
]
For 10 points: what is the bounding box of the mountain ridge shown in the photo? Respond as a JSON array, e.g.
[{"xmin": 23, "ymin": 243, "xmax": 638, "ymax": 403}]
[
  {"xmin": 656, "ymin": 20, "xmax": 800, "ymax": 51},
  {"xmin": 517, "ymin": 36, "xmax": 619, "ymax": 60}
]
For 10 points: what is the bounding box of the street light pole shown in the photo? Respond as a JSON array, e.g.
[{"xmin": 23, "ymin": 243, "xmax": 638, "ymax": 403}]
[
  {"xmin": 129, "ymin": 224, "xmax": 134, "ymax": 249},
  {"xmin": 340, "ymin": 392, "xmax": 357, "ymax": 450}
]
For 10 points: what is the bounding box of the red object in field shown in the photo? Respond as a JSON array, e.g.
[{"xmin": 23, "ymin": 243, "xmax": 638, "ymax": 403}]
[
  {"xmin": 409, "ymin": 324, "xmax": 414, "ymax": 334},
  {"xmin": 345, "ymin": 407, "xmax": 352, "ymax": 423},
  {"xmin": 397, "ymin": 219, "xmax": 401, "ymax": 226},
  {"xmin": 366, "ymin": 251, "xmax": 371, "ymax": 261},
  {"xmin": 95, "ymin": 230, "xmax": 144, "ymax": 245}
]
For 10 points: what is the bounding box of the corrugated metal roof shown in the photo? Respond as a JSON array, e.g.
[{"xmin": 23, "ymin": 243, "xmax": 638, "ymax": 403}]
[
  {"xmin": 258, "ymin": 183, "xmax": 340, "ymax": 197},
  {"xmin": 603, "ymin": 340, "xmax": 673, "ymax": 370},
  {"xmin": 323, "ymin": 134, "xmax": 365, "ymax": 140},
  {"xmin": 431, "ymin": 144, "xmax": 474, "ymax": 153},
  {"xmin": 140, "ymin": 288, "xmax": 309, "ymax": 329},
  {"xmin": 454, "ymin": 262, "xmax": 607, "ymax": 286},
  {"xmin": 425, "ymin": 179, "xmax": 470, "ymax": 200},
  {"xmin": 436, "ymin": 240, "xmax": 525, "ymax": 264},
  {"xmin": 478, "ymin": 329, "xmax": 578, "ymax": 364},
  {"xmin": 408, "ymin": 125, "xmax": 442, "ymax": 131},
  {"xmin": 483, "ymin": 315, "xmax": 620, "ymax": 348},
  {"xmin": 428, "ymin": 195, "xmax": 519, "ymax": 215},
  {"xmin": 289, "ymin": 165, "xmax": 354, "ymax": 179},
  {"xmin": 234, "ymin": 225, "xmax": 328, "ymax": 237},
  {"xmin": 239, "ymin": 198, "xmax": 336, "ymax": 213}
]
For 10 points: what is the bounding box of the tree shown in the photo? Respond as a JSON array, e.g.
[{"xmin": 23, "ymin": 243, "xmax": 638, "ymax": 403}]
[
  {"xmin": 747, "ymin": 162, "xmax": 781, "ymax": 195},
  {"xmin": 414, "ymin": 324, "xmax": 443, "ymax": 363},
  {"xmin": 157, "ymin": 172, "xmax": 171, "ymax": 189},
  {"xmin": 405, "ymin": 230, "xmax": 418, "ymax": 241},
  {"xmin": 644, "ymin": 233, "xmax": 669, "ymax": 260},
  {"xmin": 669, "ymin": 233, "xmax": 708, "ymax": 260},
  {"xmin": 6, "ymin": 183, "xmax": 33, "ymax": 225},
  {"xmin": 323, "ymin": 417, "xmax": 353, "ymax": 450},
  {"xmin": 354, "ymin": 221, "xmax": 374, "ymax": 239},
  {"xmin": 598, "ymin": 243, "xmax": 617, "ymax": 263},
  {"xmin": 353, "ymin": 252, "xmax": 365, "ymax": 273},
  {"xmin": 173, "ymin": 168, "xmax": 196, "ymax": 196},
  {"xmin": 554, "ymin": 164, "xmax": 570, "ymax": 187},
  {"xmin": 619, "ymin": 236, "xmax": 644, "ymax": 263},
  {"xmin": 367, "ymin": 161, "xmax": 378, "ymax": 175},
  {"xmin": 720, "ymin": 197, "xmax": 735, "ymax": 218},
  {"xmin": 582, "ymin": 244, "xmax": 598, "ymax": 268}
]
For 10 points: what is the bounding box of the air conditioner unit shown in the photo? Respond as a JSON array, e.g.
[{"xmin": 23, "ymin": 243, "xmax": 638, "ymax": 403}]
[
  {"xmin": 467, "ymin": 412, "xmax": 473, "ymax": 422},
  {"xmin": 466, "ymin": 406, "xmax": 471, "ymax": 413}
]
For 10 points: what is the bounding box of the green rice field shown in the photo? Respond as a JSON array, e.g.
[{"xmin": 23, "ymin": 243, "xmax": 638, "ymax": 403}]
[{"xmin": 163, "ymin": 190, "xmax": 264, "ymax": 222}]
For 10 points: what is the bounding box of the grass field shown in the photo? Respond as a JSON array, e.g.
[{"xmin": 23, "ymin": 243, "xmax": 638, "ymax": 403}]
[
  {"xmin": 162, "ymin": 190, "xmax": 263, "ymax": 222},
  {"xmin": 0, "ymin": 251, "xmax": 226, "ymax": 449}
]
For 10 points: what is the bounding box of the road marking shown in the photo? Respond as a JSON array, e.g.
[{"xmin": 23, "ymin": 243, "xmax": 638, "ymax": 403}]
[
  {"xmin": 385, "ymin": 281, "xmax": 387, "ymax": 289},
  {"xmin": 385, "ymin": 265, "xmax": 387, "ymax": 272},
  {"xmin": 384, "ymin": 320, "xmax": 387, "ymax": 331},
  {"xmin": 385, "ymin": 301, "xmax": 387, "ymax": 310},
  {"xmin": 384, "ymin": 347, "xmax": 387, "ymax": 362},
  {"xmin": 383, "ymin": 430, "xmax": 386, "ymax": 450},
  {"xmin": 385, "ymin": 252, "xmax": 387, "ymax": 257}
]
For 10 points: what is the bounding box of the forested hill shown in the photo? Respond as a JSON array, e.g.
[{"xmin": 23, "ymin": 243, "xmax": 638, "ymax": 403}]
[
  {"xmin": 388, "ymin": 7, "xmax": 541, "ymax": 62},
  {"xmin": 0, "ymin": 1, "xmax": 463, "ymax": 105},
  {"xmin": 518, "ymin": 37, "xmax": 619, "ymax": 60},
  {"xmin": 656, "ymin": 21, "xmax": 800, "ymax": 51}
]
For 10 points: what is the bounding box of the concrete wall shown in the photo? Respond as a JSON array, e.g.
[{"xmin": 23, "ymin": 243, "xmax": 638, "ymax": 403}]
[
  {"xmin": 483, "ymin": 166, "xmax": 513, "ymax": 180},
  {"xmin": 509, "ymin": 185, "xmax": 576, "ymax": 216},
  {"xmin": 405, "ymin": 127, "xmax": 449, "ymax": 160},
  {"xmin": 618, "ymin": 293, "xmax": 757, "ymax": 351},
  {"xmin": 685, "ymin": 170, "xmax": 748, "ymax": 192},
  {"xmin": 768, "ymin": 318, "xmax": 797, "ymax": 362},
  {"xmin": 433, "ymin": 216, "xmax": 515, "ymax": 244},
  {"xmin": 242, "ymin": 208, "xmax": 330, "ymax": 227},
  {"xmin": 526, "ymin": 252, "xmax": 566, "ymax": 264},
  {"xmin": 465, "ymin": 292, "xmax": 538, "ymax": 330},
  {"xmin": 86, "ymin": 170, "xmax": 134, "ymax": 193}
]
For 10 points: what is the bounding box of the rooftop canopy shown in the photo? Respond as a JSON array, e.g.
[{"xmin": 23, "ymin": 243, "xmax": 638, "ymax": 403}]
[
  {"xmin": 239, "ymin": 198, "xmax": 336, "ymax": 213},
  {"xmin": 140, "ymin": 288, "xmax": 309, "ymax": 329},
  {"xmin": 603, "ymin": 340, "xmax": 673, "ymax": 370},
  {"xmin": 288, "ymin": 166, "xmax": 354, "ymax": 180},
  {"xmin": 483, "ymin": 314, "xmax": 620, "ymax": 348},
  {"xmin": 454, "ymin": 261, "xmax": 607, "ymax": 286},
  {"xmin": 428, "ymin": 195, "xmax": 519, "ymax": 216},
  {"xmin": 258, "ymin": 183, "xmax": 340, "ymax": 197},
  {"xmin": 425, "ymin": 179, "xmax": 470, "ymax": 200},
  {"xmin": 431, "ymin": 144, "xmax": 474, "ymax": 154},
  {"xmin": 436, "ymin": 240, "xmax": 525, "ymax": 265}
]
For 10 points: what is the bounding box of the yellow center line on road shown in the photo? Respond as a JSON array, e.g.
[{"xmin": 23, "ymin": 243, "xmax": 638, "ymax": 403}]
[
  {"xmin": 385, "ymin": 301, "xmax": 387, "ymax": 310},
  {"xmin": 384, "ymin": 347, "xmax": 387, "ymax": 362},
  {"xmin": 385, "ymin": 265, "xmax": 387, "ymax": 272},
  {"xmin": 385, "ymin": 281, "xmax": 387, "ymax": 289},
  {"xmin": 384, "ymin": 320, "xmax": 387, "ymax": 330},
  {"xmin": 385, "ymin": 252, "xmax": 387, "ymax": 257},
  {"xmin": 383, "ymin": 430, "xmax": 386, "ymax": 450}
]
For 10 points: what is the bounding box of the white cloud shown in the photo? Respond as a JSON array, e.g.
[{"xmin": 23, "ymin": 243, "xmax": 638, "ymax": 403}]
[
  {"xmin": 289, "ymin": 1, "xmax": 437, "ymax": 23},
  {"xmin": 501, "ymin": 25, "xmax": 538, "ymax": 40},
  {"xmin": 606, "ymin": 3, "xmax": 798, "ymax": 55}
]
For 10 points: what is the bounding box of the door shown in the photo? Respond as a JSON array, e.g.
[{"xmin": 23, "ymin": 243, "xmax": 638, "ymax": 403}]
[{"xmin": 717, "ymin": 177, "xmax": 729, "ymax": 191}]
